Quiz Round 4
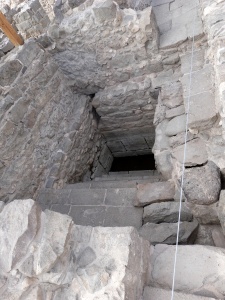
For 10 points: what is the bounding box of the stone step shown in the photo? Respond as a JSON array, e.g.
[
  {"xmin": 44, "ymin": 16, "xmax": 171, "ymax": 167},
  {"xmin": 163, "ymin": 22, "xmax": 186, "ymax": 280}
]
[
  {"xmin": 143, "ymin": 287, "xmax": 216, "ymax": 300},
  {"xmin": 94, "ymin": 175, "xmax": 163, "ymax": 182},
  {"xmin": 64, "ymin": 178, "xmax": 162, "ymax": 189},
  {"xmin": 108, "ymin": 170, "xmax": 156, "ymax": 176},
  {"xmin": 37, "ymin": 187, "xmax": 143, "ymax": 229}
]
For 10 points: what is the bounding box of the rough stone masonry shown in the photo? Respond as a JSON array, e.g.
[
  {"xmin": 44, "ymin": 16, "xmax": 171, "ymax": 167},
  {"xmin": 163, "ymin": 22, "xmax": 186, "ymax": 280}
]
[{"xmin": 0, "ymin": 0, "xmax": 225, "ymax": 299}]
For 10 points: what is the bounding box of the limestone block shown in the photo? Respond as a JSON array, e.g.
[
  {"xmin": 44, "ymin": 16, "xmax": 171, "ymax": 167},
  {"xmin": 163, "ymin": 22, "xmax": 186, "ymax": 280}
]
[
  {"xmin": 0, "ymin": 199, "xmax": 40, "ymax": 273},
  {"xmin": 182, "ymin": 161, "xmax": 221, "ymax": 205},
  {"xmin": 0, "ymin": 59, "xmax": 22, "ymax": 87},
  {"xmin": 165, "ymin": 114, "xmax": 186, "ymax": 136},
  {"xmin": 181, "ymin": 65, "xmax": 213, "ymax": 97},
  {"xmin": 172, "ymin": 138, "xmax": 208, "ymax": 166},
  {"xmin": 153, "ymin": 3, "xmax": 171, "ymax": 26},
  {"xmin": 160, "ymin": 26, "xmax": 187, "ymax": 49},
  {"xmin": 166, "ymin": 105, "xmax": 185, "ymax": 119},
  {"xmin": 135, "ymin": 181, "xmax": 175, "ymax": 207},
  {"xmin": 143, "ymin": 202, "xmax": 193, "ymax": 224},
  {"xmin": 143, "ymin": 287, "xmax": 216, "ymax": 300},
  {"xmin": 161, "ymin": 81, "xmax": 183, "ymax": 108},
  {"xmin": 184, "ymin": 91, "xmax": 217, "ymax": 130},
  {"xmin": 158, "ymin": 20, "xmax": 172, "ymax": 34},
  {"xmin": 186, "ymin": 202, "xmax": 220, "ymax": 225},
  {"xmin": 139, "ymin": 220, "xmax": 198, "ymax": 245},
  {"xmin": 186, "ymin": 19, "xmax": 204, "ymax": 39},
  {"xmin": 154, "ymin": 150, "xmax": 173, "ymax": 180},
  {"xmin": 150, "ymin": 244, "xmax": 225, "ymax": 298},
  {"xmin": 180, "ymin": 49, "xmax": 205, "ymax": 74}
]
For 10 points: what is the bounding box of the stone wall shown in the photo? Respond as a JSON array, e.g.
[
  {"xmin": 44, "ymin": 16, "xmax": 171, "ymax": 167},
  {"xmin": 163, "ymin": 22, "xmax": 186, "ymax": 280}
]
[
  {"xmin": 46, "ymin": 0, "xmax": 204, "ymax": 157},
  {"xmin": 0, "ymin": 40, "xmax": 101, "ymax": 201}
]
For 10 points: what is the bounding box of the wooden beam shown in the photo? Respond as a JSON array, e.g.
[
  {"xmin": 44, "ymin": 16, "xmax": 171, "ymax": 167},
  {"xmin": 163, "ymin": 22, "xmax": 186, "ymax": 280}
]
[{"xmin": 0, "ymin": 11, "xmax": 24, "ymax": 46}]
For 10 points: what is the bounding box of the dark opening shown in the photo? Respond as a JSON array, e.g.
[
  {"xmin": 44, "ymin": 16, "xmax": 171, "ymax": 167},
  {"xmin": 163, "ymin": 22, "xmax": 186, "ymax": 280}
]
[{"xmin": 110, "ymin": 154, "xmax": 156, "ymax": 172}]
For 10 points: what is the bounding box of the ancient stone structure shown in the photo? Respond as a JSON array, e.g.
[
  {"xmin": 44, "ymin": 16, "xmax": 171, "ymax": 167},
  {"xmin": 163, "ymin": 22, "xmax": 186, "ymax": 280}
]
[{"xmin": 1, "ymin": 0, "xmax": 225, "ymax": 299}]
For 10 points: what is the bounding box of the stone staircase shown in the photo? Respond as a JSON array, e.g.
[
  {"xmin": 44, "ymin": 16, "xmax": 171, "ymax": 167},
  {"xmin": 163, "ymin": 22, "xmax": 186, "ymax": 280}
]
[
  {"xmin": 37, "ymin": 170, "xmax": 198, "ymax": 245},
  {"xmin": 37, "ymin": 170, "xmax": 163, "ymax": 229},
  {"xmin": 33, "ymin": 171, "xmax": 225, "ymax": 299}
]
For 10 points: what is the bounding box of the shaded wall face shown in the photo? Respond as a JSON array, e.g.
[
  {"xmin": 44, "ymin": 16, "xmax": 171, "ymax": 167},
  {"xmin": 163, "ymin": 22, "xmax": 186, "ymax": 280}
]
[{"xmin": 0, "ymin": 40, "xmax": 100, "ymax": 201}]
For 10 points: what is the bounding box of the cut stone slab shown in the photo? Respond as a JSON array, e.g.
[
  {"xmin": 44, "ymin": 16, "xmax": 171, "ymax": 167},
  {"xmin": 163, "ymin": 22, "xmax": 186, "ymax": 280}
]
[
  {"xmin": 143, "ymin": 202, "xmax": 193, "ymax": 224},
  {"xmin": 150, "ymin": 244, "xmax": 225, "ymax": 298},
  {"xmin": 160, "ymin": 26, "xmax": 187, "ymax": 49},
  {"xmin": 186, "ymin": 202, "xmax": 220, "ymax": 224},
  {"xmin": 135, "ymin": 181, "xmax": 175, "ymax": 207},
  {"xmin": 143, "ymin": 287, "xmax": 216, "ymax": 300},
  {"xmin": 182, "ymin": 161, "xmax": 221, "ymax": 205},
  {"xmin": 180, "ymin": 49, "xmax": 205, "ymax": 74},
  {"xmin": 69, "ymin": 205, "xmax": 143, "ymax": 228},
  {"xmin": 181, "ymin": 65, "xmax": 213, "ymax": 97},
  {"xmin": 165, "ymin": 114, "xmax": 186, "ymax": 136},
  {"xmin": 184, "ymin": 91, "xmax": 217, "ymax": 130},
  {"xmin": 139, "ymin": 220, "xmax": 198, "ymax": 245},
  {"xmin": 172, "ymin": 138, "xmax": 208, "ymax": 166}
]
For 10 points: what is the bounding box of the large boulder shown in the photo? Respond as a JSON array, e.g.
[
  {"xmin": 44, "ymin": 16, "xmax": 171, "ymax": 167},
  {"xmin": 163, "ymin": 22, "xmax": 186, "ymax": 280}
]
[
  {"xmin": 187, "ymin": 202, "xmax": 220, "ymax": 224},
  {"xmin": 139, "ymin": 220, "xmax": 198, "ymax": 245},
  {"xmin": 150, "ymin": 244, "xmax": 225, "ymax": 298},
  {"xmin": 0, "ymin": 199, "xmax": 151, "ymax": 300},
  {"xmin": 143, "ymin": 202, "xmax": 193, "ymax": 224},
  {"xmin": 135, "ymin": 181, "xmax": 175, "ymax": 207},
  {"xmin": 182, "ymin": 161, "xmax": 221, "ymax": 205}
]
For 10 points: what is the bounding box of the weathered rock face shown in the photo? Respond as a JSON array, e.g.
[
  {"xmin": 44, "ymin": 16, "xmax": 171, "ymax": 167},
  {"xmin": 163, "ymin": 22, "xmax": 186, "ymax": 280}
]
[
  {"xmin": 0, "ymin": 40, "xmax": 101, "ymax": 201},
  {"xmin": 0, "ymin": 199, "xmax": 151, "ymax": 299}
]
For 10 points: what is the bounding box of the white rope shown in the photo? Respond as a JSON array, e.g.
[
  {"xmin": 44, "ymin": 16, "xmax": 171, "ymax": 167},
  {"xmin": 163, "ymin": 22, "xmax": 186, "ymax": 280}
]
[{"xmin": 170, "ymin": 16, "xmax": 197, "ymax": 300}]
